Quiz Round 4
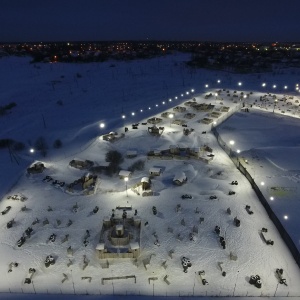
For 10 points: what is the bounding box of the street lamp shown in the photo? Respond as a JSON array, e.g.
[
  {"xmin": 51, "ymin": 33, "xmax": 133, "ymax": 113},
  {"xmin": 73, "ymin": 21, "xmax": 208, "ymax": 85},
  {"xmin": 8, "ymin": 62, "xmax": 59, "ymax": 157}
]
[
  {"xmin": 273, "ymin": 99, "xmax": 278, "ymax": 113},
  {"xmin": 124, "ymin": 177, "xmax": 128, "ymax": 197},
  {"xmin": 169, "ymin": 113, "xmax": 174, "ymax": 127}
]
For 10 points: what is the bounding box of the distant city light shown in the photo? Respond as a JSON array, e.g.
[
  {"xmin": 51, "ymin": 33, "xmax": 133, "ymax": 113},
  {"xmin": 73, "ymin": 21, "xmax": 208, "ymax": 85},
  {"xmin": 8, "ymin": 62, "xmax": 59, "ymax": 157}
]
[
  {"xmin": 243, "ymin": 95, "xmax": 247, "ymax": 98},
  {"xmin": 131, "ymin": 112, "xmax": 135, "ymax": 116},
  {"xmin": 122, "ymin": 115, "xmax": 126, "ymax": 119},
  {"xmin": 262, "ymin": 83, "xmax": 266, "ymax": 87},
  {"xmin": 205, "ymin": 84, "xmax": 209, "ymax": 88},
  {"xmin": 175, "ymin": 96, "xmax": 178, "ymax": 99},
  {"xmin": 217, "ymin": 80, "xmax": 221, "ymax": 83},
  {"xmin": 261, "ymin": 181, "xmax": 265, "ymax": 186},
  {"xmin": 162, "ymin": 101, "xmax": 165, "ymax": 105},
  {"xmin": 229, "ymin": 140, "xmax": 235, "ymax": 145},
  {"xmin": 238, "ymin": 82, "xmax": 242, "ymax": 86},
  {"xmin": 99, "ymin": 123, "xmax": 105, "ymax": 128},
  {"xmin": 284, "ymin": 215, "xmax": 288, "ymax": 220},
  {"xmin": 284, "ymin": 85, "xmax": 288, "ymax": 89},
  {"xmin": 155, "ymin": 104, "xmax": 158, "ymax": 107},
  {"xmin": 140, "ymin": 109, "xmax": 143, "ymax": 112},
  {"xmin": 186, "ymin": 92, "xmax": 189, "ymax": 95},
  {"xmin": 273, "ymin": 85, "xmax": 277, "ymax": 88},
  {"xmin": 148, "ymin": 107, "xmax": 151, "ymax": 110},
  {"xmin": 181, "ymin": 94, "xmax": 184, "ymax": 97},
  {"xmin": 29, "ymin": 148, "xmax": 35, "ymax": 153},
  {"xmin": 270, "ymin": 196, "xmax": 274, "ymax": 201},
  {"xmin": 169, "ymin": 99, "xmax": 172, "ymax": 102},
  {"xmin": 237, "ymin": 149, "xmax": 240, "ymax": 153},
  {"xmin": 191, "ymin": 89, "xmax": 194, "ymax": 92}
]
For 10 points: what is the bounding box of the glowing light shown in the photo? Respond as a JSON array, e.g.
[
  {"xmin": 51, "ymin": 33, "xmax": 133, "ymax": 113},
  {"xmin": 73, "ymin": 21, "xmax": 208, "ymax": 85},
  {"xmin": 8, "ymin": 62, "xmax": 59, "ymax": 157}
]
[
  {"xmin": 122, "ymin": 115, "xmax": 126, "ymax": 119},
  {"xmin": 237, "ymin": 149, "xmax": 240, "ymax": 153},
  {"xmin": 215, "ymin": 93, "xmax": 218, "ymax": 97},
  {"xmin": 186, "ymin": 92, "xmax": 189, "ymax": 95},
  {"xmin": 148, "ymin": 107, "xmax": 151, "ymax": 110},
  {"xmin": 284, "ymin": 215, "xmax": 288, "ymax": 220},
  {"xmin": 238, "ymin": 82, "xmax": 242, "ymax": 86},
  {"xmin": 175, "ymin": 96, "xmax": 178, "ymax": 99},
  {"xmin": 205, "ymin": 84, "xmax": 209, "ymax": 88},
  {"xmin": 181, "ymin": 94, "xmax": 184, "ymax": 97},
  {"xmin": 99, "ymin": 123, "xmax": 105, "ymax": 128},
  {"xmin": 262, "ymin": 83, "xmax": 266, "ymax": 87},
  {"xmin": 217, "ymin": 80, "xmax": 221, "ymax": 83},
  {"xmin": 140, "ymin": 109, "xmax": 143, "ymax": 112},
  {"xmin": 261, "ymin": 181, "xmax": 265, "ymax": 186},
  {"xmin": 229, "ymin": 140, "xmax": 235, "ymax": 145},
  {"xmin": 191, "ymin": 89, "xmax": 194, "ymax": 92},
  {"xmin": 284, "ymin": 85, "xmax": 288, "ymax": 89},
  {"xmin": 162, "ymin": 101, "xmax": 165, "ymax": 105},
  {"xmin": 29, "ymin": 148, "xmax": 35, "ymax": 153},
  {"xmin": 273, "ymin": 85, "xmax": 277, "ymax": 88},
  {"xmin": 243, "ymin": 95, "xmax": 247, "ymax": 98},
  {"xmin": 131, "ymin": 112, "xmax": 135, "ymax": 116},
  {"xmin": 270, "ymin": 196, "xmax": 274, "ymax": 201}
]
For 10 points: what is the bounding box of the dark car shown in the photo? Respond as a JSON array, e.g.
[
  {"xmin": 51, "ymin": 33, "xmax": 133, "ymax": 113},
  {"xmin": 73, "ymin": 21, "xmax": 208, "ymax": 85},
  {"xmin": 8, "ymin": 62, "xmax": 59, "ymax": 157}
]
[
  {"xmin": 181, "ymin": 194, "xmax": 192, "ymax": 199},
  {"xmin": 1, "ymin": 206, "xmax": 11, "ymax": 215}
]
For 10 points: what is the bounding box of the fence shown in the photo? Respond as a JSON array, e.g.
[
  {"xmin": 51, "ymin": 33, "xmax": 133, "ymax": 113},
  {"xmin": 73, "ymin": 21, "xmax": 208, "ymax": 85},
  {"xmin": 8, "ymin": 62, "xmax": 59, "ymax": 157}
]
[{"xmin": 211, "ymin": 126, "xmax": 300, "ymax": 268}]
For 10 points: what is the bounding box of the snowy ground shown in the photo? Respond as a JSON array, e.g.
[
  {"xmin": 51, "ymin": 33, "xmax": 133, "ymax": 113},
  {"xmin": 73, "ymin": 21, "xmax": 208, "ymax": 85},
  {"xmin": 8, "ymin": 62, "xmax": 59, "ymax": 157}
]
[{"xmin": 0, "ymin": 54, "xmax": 300, "ymax": 298}]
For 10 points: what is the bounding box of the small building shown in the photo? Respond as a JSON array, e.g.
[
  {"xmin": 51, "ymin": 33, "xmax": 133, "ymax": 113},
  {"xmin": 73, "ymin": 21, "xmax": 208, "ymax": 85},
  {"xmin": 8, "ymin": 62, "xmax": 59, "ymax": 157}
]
[
  {"xmin": 184, "ymin": 113, "xmax": 196, "ymax": 119},
  {"xmin": 126, "ymin": 150, "xmax": 138, "ymax": 158},
  {"xmin": 173, "ymin": 106, "xmax": 186, "ymax": 113},
  {"xmin": 141, "ymin": 177, "xmax": 151, "ymax": 190},
  {"xmin": 27, "ymin": 162, "xmax": 45, "ymax": 174},
  {"xmin": 173, "ymin": 172, "xmax": 187, "ymax": 185},
  {"xmin": 172, "ymin": 119, "xmax": 186, "ymax": 126},
  {"xmin": 161, "ymin": 111, "xmax": 175, "ymax": 118},
  {"xmin": 147, "ymin": 117, "xmax": 162, "ymax": 124},
  {"xmin": 119, "ymin": 170, "xmax": 132, "ymax": 179},
  {"xmin": 69, "ymin": 159, "xmax": 94, "ymax": 170},
  {"xmin": 96, "ymin": 216, "xmax": 141, "ymax": 259},
  {"xmin": 148, "ymin": 125, "xmax": 164, "ymax": 136},
  {"xmin": 149, "ymin": 167, "xmax": 162, "ymax": 176}
]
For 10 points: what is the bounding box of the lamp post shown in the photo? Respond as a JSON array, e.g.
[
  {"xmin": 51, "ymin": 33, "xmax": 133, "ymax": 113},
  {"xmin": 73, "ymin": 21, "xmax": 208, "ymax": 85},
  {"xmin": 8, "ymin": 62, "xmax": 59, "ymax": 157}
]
[
  {"xmin": 124, "ymin": 177, "xmax": 128, "ymax": 197},
  {"xmin": 273, "ymin": 99, "xmax": 278, "ymax": 113},
  {"xmin": 169, "ymin": 113, "xmax": 174, "ymax": 127}
]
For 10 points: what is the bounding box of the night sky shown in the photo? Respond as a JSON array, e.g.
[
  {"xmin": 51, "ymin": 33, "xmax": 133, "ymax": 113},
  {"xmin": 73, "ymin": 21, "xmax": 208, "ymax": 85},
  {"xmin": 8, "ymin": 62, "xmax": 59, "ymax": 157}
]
[{"xmin": 0, "ymin": 0, "xmax": 300, "ymax": 42}]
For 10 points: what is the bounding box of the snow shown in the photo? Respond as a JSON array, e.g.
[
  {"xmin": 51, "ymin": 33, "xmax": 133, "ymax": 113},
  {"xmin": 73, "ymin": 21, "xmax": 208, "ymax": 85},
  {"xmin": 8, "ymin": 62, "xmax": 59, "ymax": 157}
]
[{"xmin": 0, "ymin": 53, "xmax": 300, "ymax": 299}]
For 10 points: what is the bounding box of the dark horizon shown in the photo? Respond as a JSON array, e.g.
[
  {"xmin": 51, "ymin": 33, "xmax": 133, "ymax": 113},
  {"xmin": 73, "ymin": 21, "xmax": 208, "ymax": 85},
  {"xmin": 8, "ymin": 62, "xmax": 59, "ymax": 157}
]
[{"xmin": 1, "ymin": 0, "xmax": 300, "ymax": 43}]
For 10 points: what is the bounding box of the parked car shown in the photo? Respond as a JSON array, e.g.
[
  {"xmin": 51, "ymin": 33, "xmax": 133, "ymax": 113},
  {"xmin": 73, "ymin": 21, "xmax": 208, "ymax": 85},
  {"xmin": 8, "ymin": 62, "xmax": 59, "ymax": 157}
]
[
  {"xmin": 1, "ymin": 206, "xmax": 11, "ymax": 215},
  {"xmin": 181, "ymin": 194, "xmax": 192, "ymax": 199}
]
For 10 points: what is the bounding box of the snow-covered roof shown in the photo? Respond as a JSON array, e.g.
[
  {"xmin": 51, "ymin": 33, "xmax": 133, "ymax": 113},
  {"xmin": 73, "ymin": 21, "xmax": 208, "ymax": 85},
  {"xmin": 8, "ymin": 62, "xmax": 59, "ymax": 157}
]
[
  {"xmin": 130, "ymin": 242, "xmax": 140, "ymax": 250},
  {"xmin": 119, "ymin": 170, "xmax": 132, "ymax": 177},
  {"xmin": 141, "ymin": 177, "xmax": 150, "ymax": 183},
  {"xmin": 96, "ymin": 243, "xmax": 105, "ymax": 250},
  {"xmin": 173, "ymin": 172, "xmax": 186, "ymax": 182},
  {"xmin": 149, "ymin": 167, "xmax": 161, "ymax": 173}
]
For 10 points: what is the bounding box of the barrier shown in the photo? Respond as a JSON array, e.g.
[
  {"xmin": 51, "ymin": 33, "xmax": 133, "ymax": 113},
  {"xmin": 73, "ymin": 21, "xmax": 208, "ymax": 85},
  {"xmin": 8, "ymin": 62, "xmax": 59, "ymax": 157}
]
[{"xmin": 211, "ymin": 126, "xmax": 300, "ymax": 268}]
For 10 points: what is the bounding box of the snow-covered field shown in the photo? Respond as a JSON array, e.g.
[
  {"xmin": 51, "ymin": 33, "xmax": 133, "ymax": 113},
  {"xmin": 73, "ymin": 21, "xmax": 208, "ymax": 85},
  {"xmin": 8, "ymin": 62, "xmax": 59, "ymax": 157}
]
[{"xmin": 0, "ymin": 53, "xmax": 299, "ymax": 299}]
